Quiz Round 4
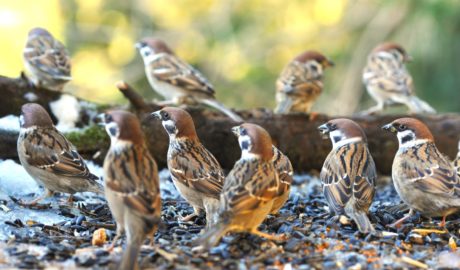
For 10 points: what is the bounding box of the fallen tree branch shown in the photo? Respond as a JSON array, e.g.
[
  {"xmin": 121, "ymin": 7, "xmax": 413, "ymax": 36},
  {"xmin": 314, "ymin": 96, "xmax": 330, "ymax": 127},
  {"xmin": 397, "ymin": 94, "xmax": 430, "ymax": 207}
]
[{"xmin": 0, "ymin": 75, "xmax": 459, "ymax": 174}]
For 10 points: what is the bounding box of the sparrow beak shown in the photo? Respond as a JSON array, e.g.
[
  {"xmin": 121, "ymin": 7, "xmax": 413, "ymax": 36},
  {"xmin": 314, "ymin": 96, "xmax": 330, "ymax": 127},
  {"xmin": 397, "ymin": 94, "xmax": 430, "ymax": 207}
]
[
  {"xmin": 96, "ymin": 113, "xmax": 106, "ymax": 126},
  {"xmin": 134, "ymin": 42, "xmax": 143, "ymax": 50},
  {"xmin": 382, "ymin": 123, "xmax": 397, "ymax": 133},
  {"xmin": 405, "ymin": 54, "xmax": 413, "ymax": 63},
  {"xmin": 325, "ymin": 59, "xmax": 335, "ymax": 68},
  {"xmin": 151, "ymin": 111, "xmax": 162, "ymax": 120},
  {"xmin": 318, "ymin": 123, "xmax": 330, "ymax": 139},
  {"xmin": 231, "ymin": 126, "xmax": 240, "ymax": 136}
]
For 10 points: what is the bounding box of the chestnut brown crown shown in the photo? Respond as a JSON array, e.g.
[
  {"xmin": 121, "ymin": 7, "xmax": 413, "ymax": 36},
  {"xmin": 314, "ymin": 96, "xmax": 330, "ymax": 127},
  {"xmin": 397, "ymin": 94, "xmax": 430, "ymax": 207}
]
[
  {"xmin": 234, "ymin": 123, "xmax": 273, "ymax": 161},
  {"xmin": 20, "ymin": 103, "xmax": 54, "ymax": 128},
  {"xmin": 28, "ymin": 27, "xmax": 52, "ymax": 38},
  {"xmin": 104, "ymin": 110, "xmax": 144, "ymax": 145},
  {"xmin": 319, "ymin": 118, "xmax": 367, "ymax": 141},
  {"xmin": 294, "ymin": 50, "xmax": 334, "ymax": 68},
  {"xmin": 152, "ymin": 107, "xmax": 198, "ymax": 140},
  {"xmin": 138, "ymin": 38, "xmax": 174, "ymax": 54},
  {"xmin": 386, "ymin": 118, "xmax": 434, "ymax": 141},
  {"xmin": 372, "ymin": 42, "xmax": 411, "ymax": 62}
]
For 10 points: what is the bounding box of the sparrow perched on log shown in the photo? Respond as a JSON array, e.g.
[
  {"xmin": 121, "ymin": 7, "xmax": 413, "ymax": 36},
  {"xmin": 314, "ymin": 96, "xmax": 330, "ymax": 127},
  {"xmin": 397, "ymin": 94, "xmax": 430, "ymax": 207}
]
[
  {"xmin": 23, "ymin": 27, "xmax": 72, "ymax": 91},
  {"xmin": 100, "ymin": 110, "xmax": 161, "ymax": 270},
  {"xmin": 151, "ymin": 107, "xmax": 224, "ymax": 227},
  {"xmin": 275, "ymin": 50, "xmax": 334, "ymax": 114},
  {"xmin": 17, "ymin": 103, "xmax": 102, "ymax": 205},
  {"xmin": 383, "ymin": 118, "xmax": 460, "ymax": 227},
  {"xmin": 136, "ymin": 38, "xmax": 243, "ymax": 122},
  {"xmin": 318, "ymin": 119, "xmax": 376, "ymax": 233},
  {"xmin": 362, "ymin": 42, "xmax": 436, "ymax": 114},
  {"xmin": 270, "ymin": 146, "xmax": 293, "ymax": 214},
  {"xmin": 198, "ymin": 123, "xmax": 284, "ymax": 248}
]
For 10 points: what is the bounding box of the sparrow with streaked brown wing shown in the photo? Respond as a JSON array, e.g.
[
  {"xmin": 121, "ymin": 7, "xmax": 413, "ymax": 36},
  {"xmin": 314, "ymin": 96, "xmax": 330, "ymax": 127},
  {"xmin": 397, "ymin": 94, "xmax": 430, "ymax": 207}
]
[
  {"xmin": 362, "ymin": 42, "xmax": 435, "ymax": 114},
  {"xmin": 136, "ymin": 38, "xmax": 243, "ymax": 122},
  {"xmin": 318, "ymin": 119, "xmax": 376, "ymax": 233},
  {"xmin": 454, "ymin": 141, "xmax": 460, "ymax": 175},
  {"xmin": 151, "ymin": 107, "xmax": 224, "ymax": 228},
  {"xmin": 383, "ymin": 118, "xmax": 460, "ymax": 227},
  {"xmin": 275, "ymin": 50, "xmax": 334, "ymax": 114},
  {"xmin": 17, "ymin": 103, "xmax": 102, "ymax": 205},
  {"xmin": 198, "ymin": 123, "xmax": 284, "ymax": 249},
  {"xmin": 100, "ymin": 110, "xmax": 161, "ymax": 270},
  {"xmin": 23, "ymin": 27, "xmax": 72, "ymax": 91},
  {"xmin": 270, "ymin": 145, "xmax": 293, "ymax": 214}
]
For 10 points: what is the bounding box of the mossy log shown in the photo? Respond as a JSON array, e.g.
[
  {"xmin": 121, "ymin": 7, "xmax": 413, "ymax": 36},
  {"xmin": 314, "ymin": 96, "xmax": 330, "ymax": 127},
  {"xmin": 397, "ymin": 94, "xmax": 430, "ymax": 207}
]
[{"xmin": 0, "ymin": 75, "xmax": 459, "ymax": 174}]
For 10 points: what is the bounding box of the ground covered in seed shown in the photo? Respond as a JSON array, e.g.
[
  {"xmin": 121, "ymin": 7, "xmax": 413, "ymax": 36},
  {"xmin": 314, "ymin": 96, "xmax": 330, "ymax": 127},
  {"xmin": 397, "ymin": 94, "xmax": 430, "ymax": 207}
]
[{"xmin": 1, "ymin": 169, "xmax": 460, "ymax": 269}]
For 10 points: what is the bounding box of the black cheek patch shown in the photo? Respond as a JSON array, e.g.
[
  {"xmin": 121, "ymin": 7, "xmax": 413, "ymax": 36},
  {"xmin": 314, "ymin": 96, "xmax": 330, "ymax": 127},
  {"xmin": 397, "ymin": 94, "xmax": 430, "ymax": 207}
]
[
  {"xmin": 401, "ymin": 134, "xmax": 414, "ymax": 144},
  {"xmin": 109, "ymin": 126, "xmax": 118, "ymax": 137},
  {"xmin": 165, "ymin": 124, "xmax": 176, "ymax": 135},
  {"xmin": 241, "ymin": 140, "xmax": 250, "ymax": 150},
  {"xmin": 333, "ymin": 136, "xmax": 342, "ymax": 143}
]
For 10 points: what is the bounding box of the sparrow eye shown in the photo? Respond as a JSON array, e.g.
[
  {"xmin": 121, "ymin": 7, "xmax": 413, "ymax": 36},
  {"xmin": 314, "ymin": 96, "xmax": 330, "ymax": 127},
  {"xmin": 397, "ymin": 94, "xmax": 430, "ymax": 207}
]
[
  {"xmin": 240, "ymin": 128, "xmax": 247, "ymax": 136},
  {"xmin": 105, "ymin": 114, "xmax": 113, "ymax": 123},
  {"xmin": 398, "ymin": 124, "xmax": 407, "ymax": 131},
  {"xmin": 161, "ymin": 111, "xmax": 170, "ymax": 120}
]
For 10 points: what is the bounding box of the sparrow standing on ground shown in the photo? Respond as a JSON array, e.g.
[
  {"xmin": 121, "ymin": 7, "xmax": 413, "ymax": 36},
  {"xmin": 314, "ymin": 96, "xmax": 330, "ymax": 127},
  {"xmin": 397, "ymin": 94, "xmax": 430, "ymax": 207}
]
[
  {"xmin": 318, "ymin": 119, "xmax": 376, "ymax": 233},
  {"xmin": 275, "ymin": 50, "xmax": 334, "ymax": 114},
  {"xmin": 198, "ymin": 123, "xmax": 284, "ymax": 248},
  {"xmin": 151, "ymin": 107, "xmax": 224, "ymax": 227},
  {"xmin": 383, "ymin": 118, "xmax": 460, "ymax": 227},
  {"xmin": 101, "ymin": 110, "xmax": 161, "ymax": 270},
  {"xmin": 23, "ymin": 27, "xmax": 72, "ymax": 91},
  {"xmin": 136, "ymin": 38, "xmax": 243, "ymax": 122},
  {"xmin": 362, "ymin": 42, "xmax": 435, "ymax": 114},
  {"xmin": 17, "ymin": 103, "xmax": 102, "ymax": 205},
  {"xmin": 270, "ymin": 146, "xmax": 293, "ymax": 214}
]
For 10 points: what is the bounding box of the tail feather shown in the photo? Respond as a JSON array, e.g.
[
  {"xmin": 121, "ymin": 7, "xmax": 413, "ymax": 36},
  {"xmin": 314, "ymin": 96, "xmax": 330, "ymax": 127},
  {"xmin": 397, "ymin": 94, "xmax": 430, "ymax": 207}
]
[
  {"xmin": 120, "ymin": 242, "xmax": 141, "ymax": 270},
  {"xmin": 405, "ymin": 96, "xmax": 436, "ymax": 114},
  {"xmin": 274, "ymin": 96, "xmax": 293, "ymax": 114},
  {"xmin": 349, "ymin": 211, "xmax": 375, "ymax": 234},
  {"xmin": 201, "ymin": 99, "xmax": 243, "ymax": 122},
  {"xmin": 195, "ymin": 223, "xmax": 229, "ymax": 250}
]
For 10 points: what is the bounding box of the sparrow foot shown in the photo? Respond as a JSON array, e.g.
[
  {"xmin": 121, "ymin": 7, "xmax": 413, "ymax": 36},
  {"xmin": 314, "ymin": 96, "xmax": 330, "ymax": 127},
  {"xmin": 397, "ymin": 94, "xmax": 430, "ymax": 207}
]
[
  {"xmin": 387, "ymin": 209, "xmax": 415, "ymax": 229},
  {"xmin": 180, "ymin": 213, "xmax": 198, "ymax": 222},
  {"xmin": 153, "ymin": 247, "xmax": 178, "ymax": 262},
  {"xmin": 251, "ymin": 230, "xmax": 287, "ymax": 242}
]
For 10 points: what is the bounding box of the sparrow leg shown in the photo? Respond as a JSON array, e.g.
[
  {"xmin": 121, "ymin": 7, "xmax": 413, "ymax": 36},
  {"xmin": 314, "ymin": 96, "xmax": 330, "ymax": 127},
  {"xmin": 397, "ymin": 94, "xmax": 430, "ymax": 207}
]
[
  {"xmin": 180, "ymin": 207, "xmax": 201, "ymax": 222},
  {"xmin": 361, "ymin": 102, "xmax": 384, "ymax": 115},
  {"xmin": 153, "ymin": 247, "xmax": 178, "ymax": 262},
  {"xmin": 156, "ymin": 100, "xmax": 176, "ymax": 106},
  {"xmin": 440, "ymin": 215, "xmax": 447, "ymax": 227},
  {"xmin": 67, "ymin": 194, "xmax": 74, "ymax": 204},
  {"xmin": 107, "ymin": 227, "xmax": 123, "ymax": 252},
  {"xmin": 251, "ymin": 230, "xmax": 286, "ymax": 242},
  {"xmin": 388, "ymin": 209, "xmax": 415, "ymax": 228}
]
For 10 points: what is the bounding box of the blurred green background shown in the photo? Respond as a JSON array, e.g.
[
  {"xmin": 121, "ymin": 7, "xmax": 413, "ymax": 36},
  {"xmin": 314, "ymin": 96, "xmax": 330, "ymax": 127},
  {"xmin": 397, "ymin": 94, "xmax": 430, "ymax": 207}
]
[{"xmin": 0, "ymin": 0, "xmax": 459, "ymax": 115}]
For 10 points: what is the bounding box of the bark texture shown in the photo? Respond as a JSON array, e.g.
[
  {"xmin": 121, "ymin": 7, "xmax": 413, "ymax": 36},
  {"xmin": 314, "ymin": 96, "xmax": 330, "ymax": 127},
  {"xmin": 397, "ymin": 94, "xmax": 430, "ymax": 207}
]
[{"xmin": 1, "ymin": 75, "xmax": 459, "ymax": 174}]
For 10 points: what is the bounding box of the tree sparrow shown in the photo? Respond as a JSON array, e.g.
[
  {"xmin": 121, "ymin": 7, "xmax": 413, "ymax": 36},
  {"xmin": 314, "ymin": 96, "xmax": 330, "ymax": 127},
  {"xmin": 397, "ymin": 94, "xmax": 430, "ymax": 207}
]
[
  {"xmin": 17, "ymin": 103, "xmax": 102, "ymax": 205},
  {"xmin": 318, "ymin": 119, "xmax": 376, "ymax": 233},
  {"xmin": 100, "ymin": 110, "xmax": 161, "ymax": 270},
  {"xmin": 135, "ymin": 38, "xmax": 243, "ymax": 122},
  {"xmin": 382, "ymin": 118, "xmax": 460, "ymax": 227},
  {"xmin": 151, "ymin": 107, "xmax": 224, "ymax": 227},
  {"xmin": 454, "ymin": 141, "xmax": 460, "ymax": 175},
  {"xmin": 362, "ymin": 42, "xmax": 435, "ymax": 114},
  {"xmin": 23, "ymin": 27, "xmax": 72, "ymax": 91},
  {"xmin": 270, "ymin": 145, "xmax": 293, "ymax": 214},
  {"xmin": 198, "ymin": 123, "xmax": 284, "ymax": 248},
  {"xmin": 275, "ymin": 50, "xmax": 334, "ymax": 114}
]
